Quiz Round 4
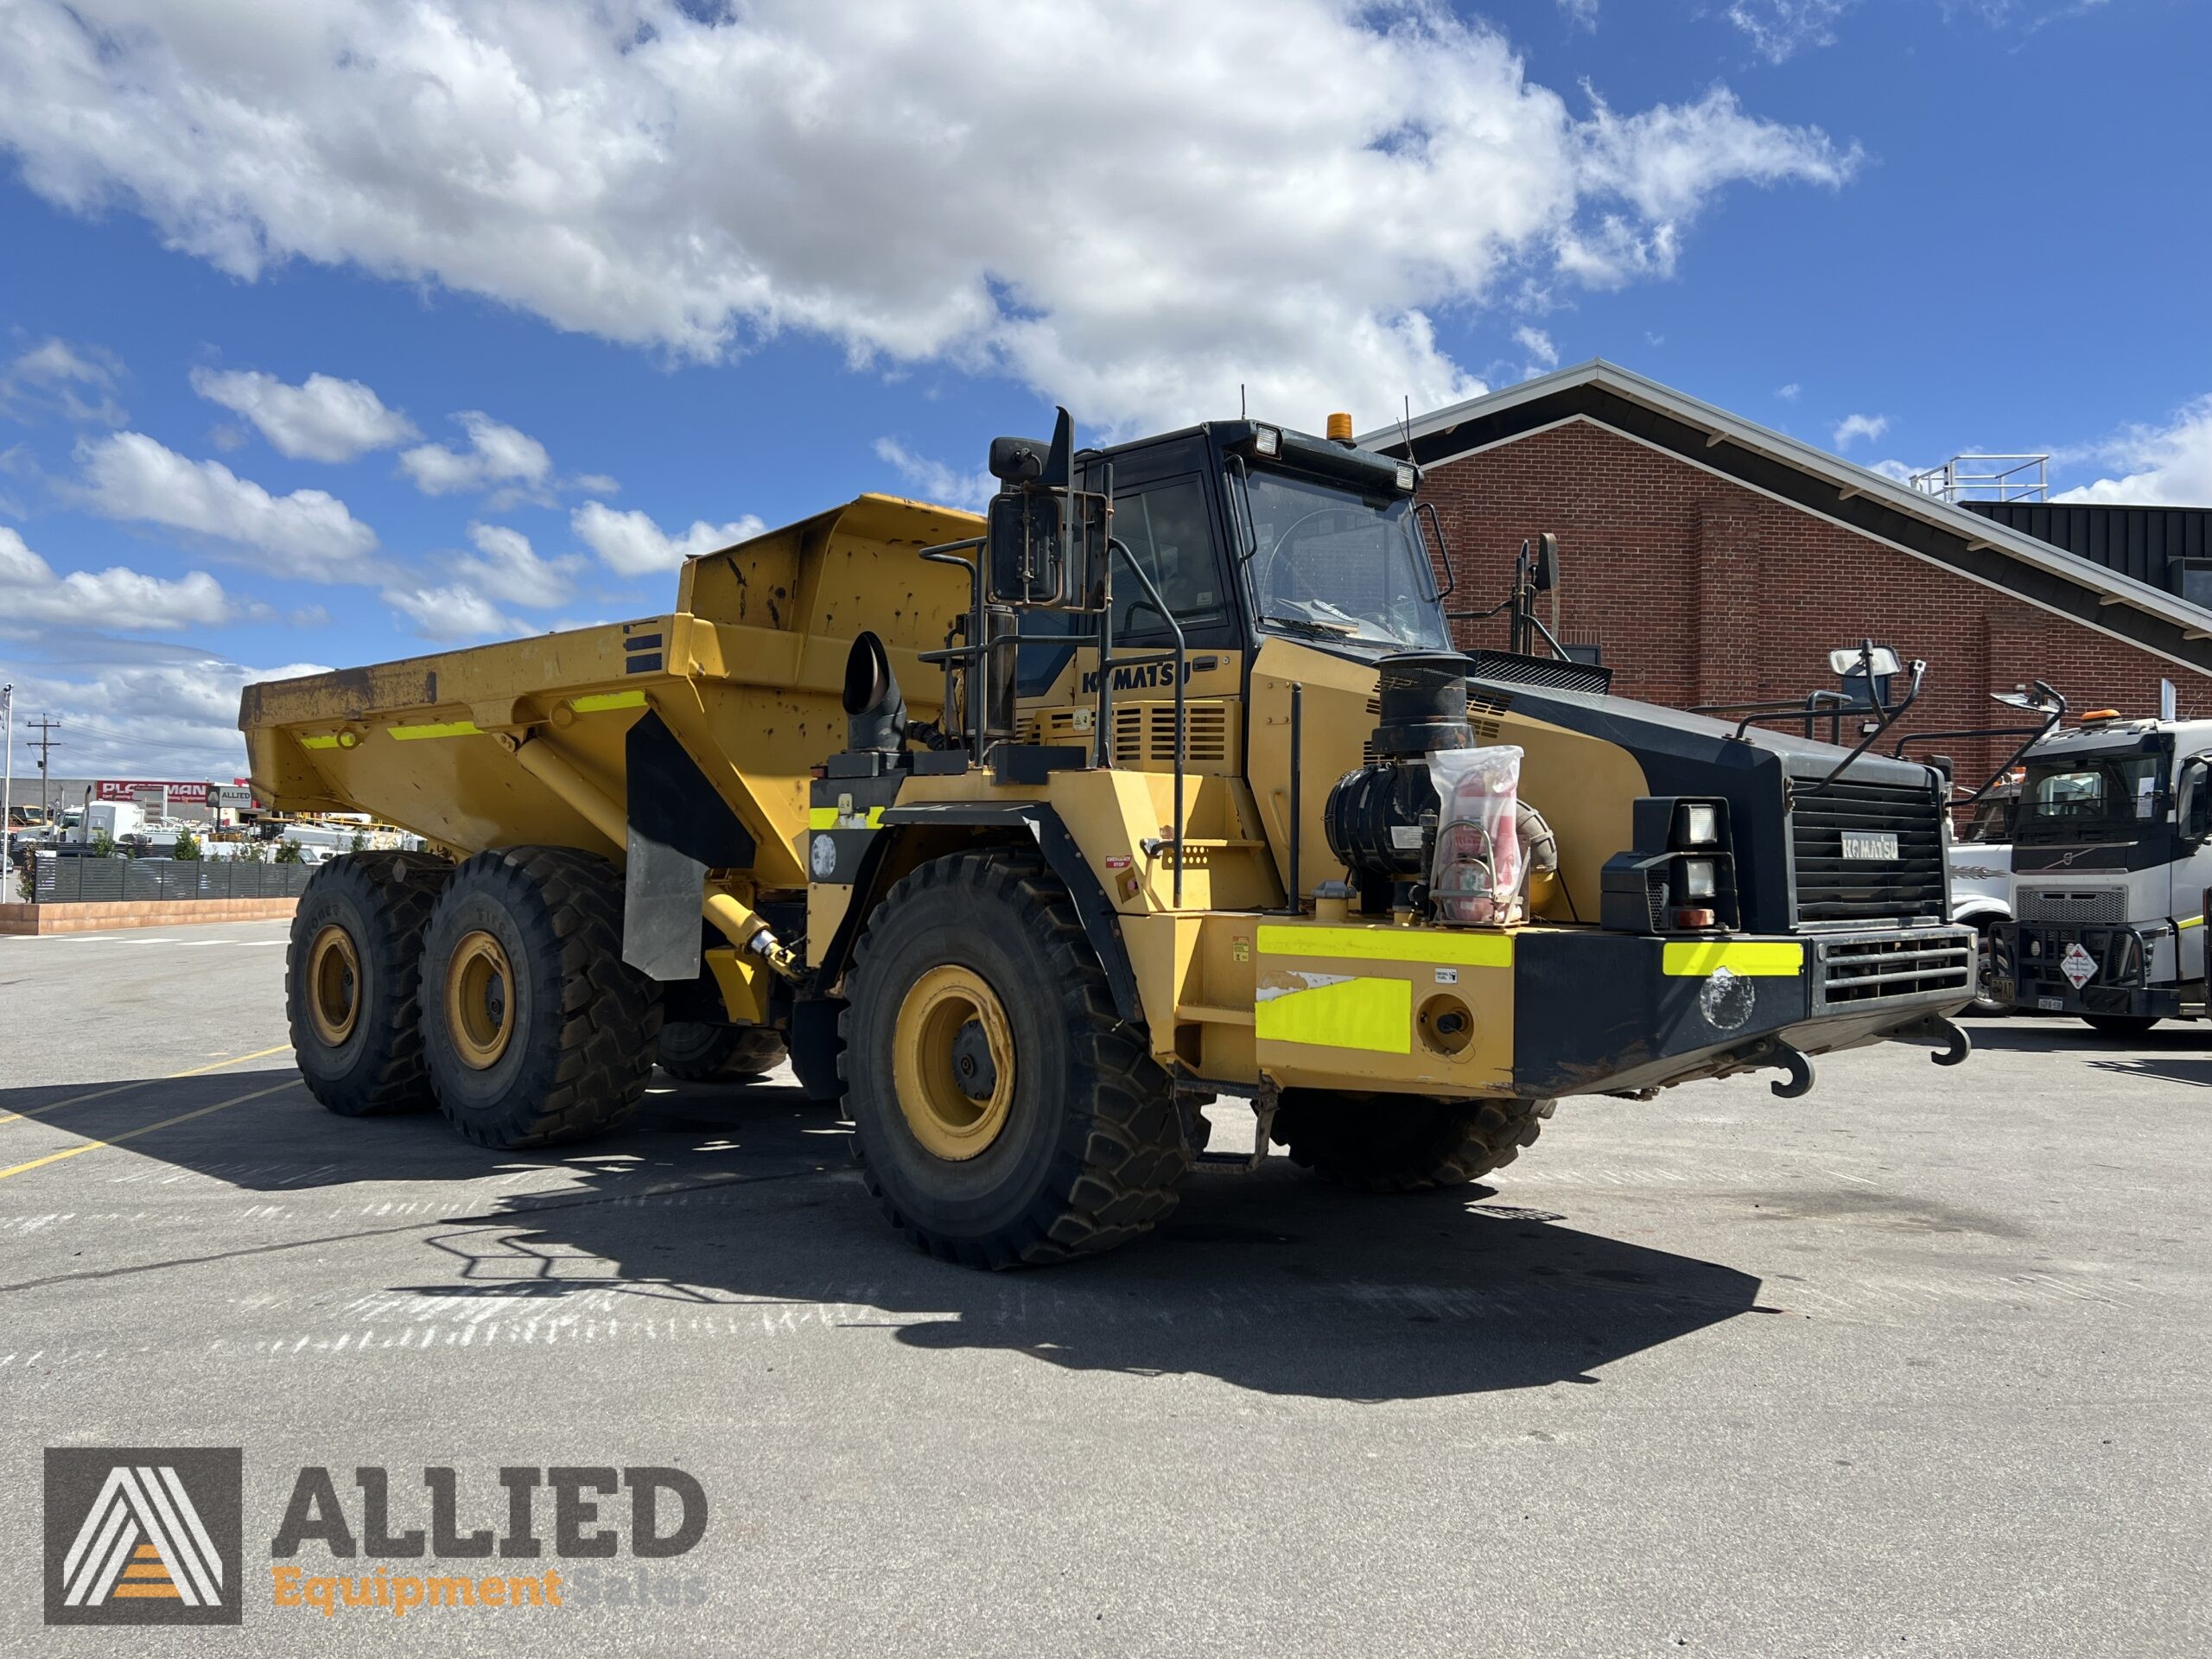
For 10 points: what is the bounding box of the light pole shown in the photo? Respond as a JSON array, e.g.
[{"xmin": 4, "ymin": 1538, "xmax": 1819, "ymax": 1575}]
[{"xmin": 1, "ymin": 682, "xmax": 13, "ymax": 873}]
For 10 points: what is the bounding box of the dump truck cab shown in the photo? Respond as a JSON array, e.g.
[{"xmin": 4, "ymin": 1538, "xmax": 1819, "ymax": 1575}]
[
  {"xmin": 1992, "ymin": 713, "xmax": 2212, "ymax": 1031},
  {"xmin": 243, "ymin": 407, "xmax": 1976, "ymax": 1269}
]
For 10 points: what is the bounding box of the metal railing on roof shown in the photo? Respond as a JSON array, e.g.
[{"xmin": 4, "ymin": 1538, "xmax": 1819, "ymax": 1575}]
[{"xmin": 1908, "ymin": 454, "xmax": 2050, "ymax": 504}]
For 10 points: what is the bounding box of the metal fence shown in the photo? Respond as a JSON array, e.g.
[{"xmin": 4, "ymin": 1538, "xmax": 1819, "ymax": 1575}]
[{"xmin": 26, "ymin": 856, "xmax": 317, "ymax": 904}]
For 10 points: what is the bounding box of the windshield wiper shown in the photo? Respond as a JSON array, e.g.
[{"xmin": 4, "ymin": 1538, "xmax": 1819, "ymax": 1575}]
[{"xmin": 1262, "ymin": 612, "xmax": 1359, "ymax": 639}]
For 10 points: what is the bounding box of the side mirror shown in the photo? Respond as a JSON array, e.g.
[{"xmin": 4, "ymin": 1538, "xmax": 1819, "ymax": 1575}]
[
  {"xmin": 2183, "ymin": 757, "xmax": 2212, "ymax": 842},
  {"xmin": 983, "ymin": 406, "xmax": 1101, "ymax": 610},
  {"xmin": 1830, "ymin": 644, "xmax": 1904, "ymax": 678},
  {"xmin": 1531, "ymin": 531, "xmax": 1558, "ymax": 594}
]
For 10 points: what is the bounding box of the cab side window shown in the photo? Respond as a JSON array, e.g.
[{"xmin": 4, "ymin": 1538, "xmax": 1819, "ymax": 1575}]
[{"xmin": 1109, "ymin": 477, "xmax": 1229, "ymax": 642}]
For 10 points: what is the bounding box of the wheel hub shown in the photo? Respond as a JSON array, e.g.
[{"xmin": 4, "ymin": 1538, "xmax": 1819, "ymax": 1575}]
[
  {"xmin": 306, "ymin": 923, "xmax": 361, "ymax": 1047},
  {"xmin": 447, "ymin": 929, "xmax": 517, "ymax": 1070},
  {"xmin": 891, "ymin": 964, "xmax": 1015, "ymax": 1160}
]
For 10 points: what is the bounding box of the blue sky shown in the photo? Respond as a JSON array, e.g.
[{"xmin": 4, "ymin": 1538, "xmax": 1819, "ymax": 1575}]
[{"xmin": 1, "ymin": 0, "xmax": 2206, "ymax": 776}]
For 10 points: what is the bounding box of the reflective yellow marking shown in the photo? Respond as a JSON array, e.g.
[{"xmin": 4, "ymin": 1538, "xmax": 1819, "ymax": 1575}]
[
  {"xmin": 296, "ymin": 734, "xmax": 341, "ymax": 750},
  {"xmin": 570, "ymin": 690, "xmax": 648, "ymax": 714},
  {"xmin": 806, "ymin": 805, "xmax": 885, "ymax": 830},
  {"xmin": 388, "ymin": 720, "xmax": 482, "ymax": 741},
  {"xmin": 0, "ymin": 1080, "xmax": 300, "ymax": 1182},
  {"xmin": 1255, "ymin": 976, "xmax": 1410, "ymax": 1053},
  {"xmin": 0, "ymin": 1044, "xmax": 296, "ymax": 1128},
  {"xmin": 2179, "ymin": 915, "xmax": 2202, "ymax": 931},
  {"xmin": 1255, "ymin": 924, "xmax": 1512, "ymax": 968},
  {"xmin": 1662, "ymin": 941, "xmax": 1805, "ymax": 977}
]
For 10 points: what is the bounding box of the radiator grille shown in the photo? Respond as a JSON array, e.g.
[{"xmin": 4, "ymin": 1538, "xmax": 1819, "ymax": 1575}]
[
  {"xmin": 1789, "ymin": 779, "xmax": 1948, "ymax": 925},
  {"xmin": 2016, "ymin": 887, "xmax": 2126, "ymax": 925},
  {"xmin": 1815, "ymin": 933, "xmax": 1974, "ymax": 1007},
  {"xmin": 1111, "ymin": 701, "xmax": 1230, "ymax": 767}
]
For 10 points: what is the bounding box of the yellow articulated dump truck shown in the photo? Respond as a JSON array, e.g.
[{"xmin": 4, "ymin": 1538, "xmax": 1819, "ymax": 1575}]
[{"xmin": 242, "ymin": 408, "xmax": 1977, "ymax": 1268}]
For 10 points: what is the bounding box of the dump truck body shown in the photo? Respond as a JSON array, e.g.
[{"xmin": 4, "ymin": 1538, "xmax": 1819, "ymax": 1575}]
[{"xmin": 244, "ymin": 416, "xmax": 1974, "ymax": 1265}]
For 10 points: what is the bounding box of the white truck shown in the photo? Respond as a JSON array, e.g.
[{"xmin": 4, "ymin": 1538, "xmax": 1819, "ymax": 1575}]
[
  {"xmin": 1992, "ymin": 712, "xmax": 2212, "ymax": 1033},
  {"xmin": 1948, "ymin": 785, "xmax": 2015, "ymax": 1017}
]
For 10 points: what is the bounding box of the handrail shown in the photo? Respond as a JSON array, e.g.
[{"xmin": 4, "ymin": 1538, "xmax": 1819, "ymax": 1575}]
[
  {"xmin": 1690, "ymin": 689, "xmax": 1853, "ymax": 744},
  {"xmin": 1103, "ymin": 534, "xmax": 1188, "ymax": 906}
]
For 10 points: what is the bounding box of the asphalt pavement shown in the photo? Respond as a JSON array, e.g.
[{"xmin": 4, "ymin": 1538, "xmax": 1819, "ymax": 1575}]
[{"xmin": 0, "ymin": 918, "xmax": 2206, "ymax": 1656}]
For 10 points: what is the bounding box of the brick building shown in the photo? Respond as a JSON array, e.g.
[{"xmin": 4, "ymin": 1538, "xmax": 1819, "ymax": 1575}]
[{"xmin": 1370, "ymin": 362, "xmax": 2212, "ymax": 788}]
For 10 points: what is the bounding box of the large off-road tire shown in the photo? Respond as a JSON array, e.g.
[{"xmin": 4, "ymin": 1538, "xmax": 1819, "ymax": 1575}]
[
  {"xmin": 659, "ymin": 1021, "xmax": 788, "ymax": 1082},
  {"xmin": 417, "ymin": 847, "xmax": 662, "ymax": 1148},
  {"xmin": 287, "ymin": 851, "xmax": 450, "ymax": 1116},
  {"xmin": 2082, "ymin": 1014, "xmax": 2160, "ymax": 1038},
  {"xmin": 841, "ymin": 850, "xmax": 1190, "ymax": 1268},
  {"xmin": 1270, "ymin": 1092, "xmax": 1553, "ymax": 1193}
]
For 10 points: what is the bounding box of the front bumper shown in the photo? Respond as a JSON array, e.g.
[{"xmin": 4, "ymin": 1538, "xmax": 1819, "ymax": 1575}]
[
  {"xmin": 1512, "ymin": 924, "xmax": 1976, "ymax": 1097},
  {"xmin": 1993, "ymin": 922, "xmax": 2180, "ymax": 1020}
]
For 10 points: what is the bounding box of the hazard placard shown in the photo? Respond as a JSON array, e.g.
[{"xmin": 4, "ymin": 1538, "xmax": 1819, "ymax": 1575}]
[{"xmin": 2060, "ymin": 941, "xmax": 2098, "ymax": 991}]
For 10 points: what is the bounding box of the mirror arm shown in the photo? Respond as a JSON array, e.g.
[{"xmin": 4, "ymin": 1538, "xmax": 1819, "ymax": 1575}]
[
  {"xmin": 1802, "ymin": 659, "xmax": 1928, "ymax": 795},
  {"xmin": 1929, "ymin": 683, "xmax": 2068, "ymax": 808}
]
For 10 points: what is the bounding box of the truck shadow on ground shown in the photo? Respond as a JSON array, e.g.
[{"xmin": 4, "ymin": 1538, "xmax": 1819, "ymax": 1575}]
[
  {"xmin": 3, "ymin": 1071, "xmax": 1766, "ymax": 1402},
  {"xmin": 1957, "ymin": 1020, "xmax": 2206, "ymax": 1057}
]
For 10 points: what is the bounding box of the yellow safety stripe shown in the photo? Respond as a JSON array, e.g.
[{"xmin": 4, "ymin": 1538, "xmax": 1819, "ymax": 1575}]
[
  {"xmin": 296, "ymin": 734, "xmax": 341, "ymax": 750},
  {"xmin": 570, "ymin": 690, "xmax": 648, "ymax": 714},
  {"xmin": 1254, "ymin": 976, "xmax": 1410, "ymax": 1053},
  {"xmin": 2178, "ymin": 915, "xmax": 2203, "ymax": 931},
  {"xmin": 388, "ymin": 720, "xmax": 483, "ymax": 741},
  {"xmin": 1255, "ymin": 924, "xmax": 1512, "ymax": 968},
  {"xmin": 1662, "ymin": 941, "xmax": 1804, "ymax": 977},
  {"xmin": 806, "ymin": 805, "xmax": 886, "ymax": 830}
]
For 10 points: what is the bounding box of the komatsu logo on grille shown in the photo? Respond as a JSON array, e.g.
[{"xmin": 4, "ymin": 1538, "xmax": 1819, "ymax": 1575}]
[
  {"xmin": 1840, "ymin": 831, "xmax": 1898, "ymax": 861},
  {"xmin": 44, "ymin": 1448, "xmax": 243, "ymax": 1625}
]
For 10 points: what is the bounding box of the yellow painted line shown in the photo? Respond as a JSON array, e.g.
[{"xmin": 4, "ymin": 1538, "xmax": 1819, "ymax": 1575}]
[
  {"xmin": 388, "ymin": 719, "xmax": 482, "ymax": 741},
  {"xmin": 2178, "ymin": 915, "xmax": 2202, "ymax": 931},
  {"xmin": 0, "ymin": 1079, "xmax": 300, "ymax": 1183},
  {"xmin": 0, "ymin": 1043, "xmax": 295, "ymax": 1128},
  {"xmin": 1255, "ymin": 924, "xmax": 1512, "ymax": 968},
  {"xmin": 1254, "ymin": 975, "xmax": 1411, "ymax": 1053},
  {"xmin": 570, "ymin": 690, "xmax": 649, "ymax": 714},
  {"xmin": 1662, "ymin": 941, "xmax": 1805, "ymax": 977},
  {"xmin": 296, "ymin": 734, "xmax": 341, "ymax": 750}
]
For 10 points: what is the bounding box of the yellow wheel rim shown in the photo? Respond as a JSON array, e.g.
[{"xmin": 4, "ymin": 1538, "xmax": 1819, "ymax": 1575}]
[
  {"xmin": 892, "ymin": 964, "xmax": 1016, "ymax": 1160},
  {"xmin": 446, "ymin": 930, "xmax": 517, "ymax": 1070},
  {"xmin": 306, "ymin": 924, "xmax": 361, "ymax": 1047}
]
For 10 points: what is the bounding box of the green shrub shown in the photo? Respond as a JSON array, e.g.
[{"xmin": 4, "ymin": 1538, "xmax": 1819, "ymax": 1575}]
[
  {"xmin": 170, "ymin": 825, "xmax": 202, "ymax": 861},
  {"xmin": 88, "ymin": 829, "xmax": 117, "ymax": 859},
  {"xmin": 275, "ymin": 839, "xmax": 306, "ymax": 865}
]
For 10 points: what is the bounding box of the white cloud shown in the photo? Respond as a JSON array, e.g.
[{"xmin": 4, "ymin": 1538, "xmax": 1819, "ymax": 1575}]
[
  {"xmin": 873, "ymin": 438, "xmax": 994, "ymax": 512},
  {"xmin": 1, "ymin": 335, "xmax": 125, "ymax": 425},
  {"xmin": 189, "ymin": 366, "xmax": 416, "ymax": 462},
  {"xmin": 1726, "ymin": 0, "xmax": 1856, "ymax": 63},
  {"xmin": 0, "ymin": 1, "xmax": 1859, "ymax": 434},
  {"xmin": 399, "ymin": 411, "xmax": 553, "ymax": 500},
  {"xmin": 1513, "ymin": 326, "xmax": 1560, "ymax": 370},
  {"xmin": 4, "ymin": 654, "xmax": 330, "ymax": 777},
  {"xmin": 2055, "ymin": 396, "xmax": 2212, "ymax": 507},
  {"xmin": 74, "ymin": 431, "xmax": 378, "ymax": 580},
  {"xmin": 572, "ymin": 501, "xmax": 764, "ymax": 579},
  {"xmin": 457, "ymin": 521, "xmax": 580, "ymax": 607},
  {"xmin": 0, "ymin": 524, "xmax": 233, "ymax": 628},
  {"xmin": 1560, "ymin": 88, "xmax": 1859, "ymax": 286},
  {"xmin": 1833, "ymin": 413, "xmax": 1889, "ymax": 449},
  {"xmin": 382, "ymin": 582, "xmax": 526, "ymax": 643},
  {"xmin": 1777, "ymin": 382, "xmax": 1802, "ymax": 402},
  {"xmin": 1559, "ymin": 0, "xmax": 1600, "ymax": 30}
]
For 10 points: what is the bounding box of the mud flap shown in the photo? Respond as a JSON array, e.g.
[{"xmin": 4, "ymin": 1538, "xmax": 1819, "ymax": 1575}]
[{"xmin": 622, "ymin": 710, "xmax": 756, "ymax": 982}]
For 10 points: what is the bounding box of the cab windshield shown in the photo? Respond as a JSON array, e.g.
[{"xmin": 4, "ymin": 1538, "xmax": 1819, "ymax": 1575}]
[
  {"xmin": 1241, "ymin": 469, "xmax": 1450, "ymax": 652},
  {"xmin": 2017, "ymin": 747, "xmax": 2165, "ymax": 842}
]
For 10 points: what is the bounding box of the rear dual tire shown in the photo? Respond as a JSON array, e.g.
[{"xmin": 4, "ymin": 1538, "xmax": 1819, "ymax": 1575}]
[
  {"xmin": 288, "ymin": 852, "xmax": 449, "ymax": 1116},
  {"xmin": 658, "ymin": 1021, "xmax": 788, "ymax": 1082},
  {"xmin": 1270, "ymin": 1091, "xmax": 1552, "ymax": 1192}
]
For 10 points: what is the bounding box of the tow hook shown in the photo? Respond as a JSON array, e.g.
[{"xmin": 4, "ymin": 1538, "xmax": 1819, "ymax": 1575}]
[
  {"xmin": 1767, "ymin": 1041, "xmax": 1816, "ymax": 1100},
  {"xmin": 1891, "ymin": 1014, "xmax": 1972, "ymax": 1067}
]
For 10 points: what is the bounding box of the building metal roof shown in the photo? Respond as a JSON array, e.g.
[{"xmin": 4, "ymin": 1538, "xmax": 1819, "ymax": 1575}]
[
  {"xmin": 1360, "ymin": 360, "xmax": 2212, "ymax": 678},
  {"xmin": 1962, "ymin": 499, "xmax": 2212, "ymax": 601}
]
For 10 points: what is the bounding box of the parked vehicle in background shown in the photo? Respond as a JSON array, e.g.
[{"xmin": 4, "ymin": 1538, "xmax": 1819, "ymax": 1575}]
[
  {"xmin": 1992, "ymin": 711, "xmax": 2212, "ymax": 1033},
  {"xmin": 1948, "ymin": 779, "xmax": 2017, "ymax": 1015}
]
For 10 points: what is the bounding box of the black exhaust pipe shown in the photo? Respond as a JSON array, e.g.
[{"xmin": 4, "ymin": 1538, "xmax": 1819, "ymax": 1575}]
[{"xmin": 842, "ymin": 631, "xmax": 906, "ymax": 753}]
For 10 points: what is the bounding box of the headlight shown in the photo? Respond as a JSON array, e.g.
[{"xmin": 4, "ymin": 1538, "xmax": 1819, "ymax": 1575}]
[
  {"xmin": 1679, "ymin": 859, "xmax": 1718, "ymax": 901},
  {"xmin": 1395, "ymin": 462, "xmax": 1417, "ymax": 493},
  {"xmin": 1254, "ymin": 425, "xmax": 1281, "ymax": 457},
  {"xmin": 1676, "ymin": 802, "xmax": 1719, "ymax": 846}
]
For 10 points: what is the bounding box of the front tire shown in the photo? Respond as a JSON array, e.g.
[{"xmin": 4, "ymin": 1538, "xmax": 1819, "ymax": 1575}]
[
  {"xmin": 841, "ymin": 850, "xmax": 1190, "ymax": 1268},
  {"xmin": 286, "ymin": 851, "xmax": 449, "ymax": 1116},
  {"xmin": 659, "ymin": 1021, "xmax": 788, "ymax": 1082},
  {"xmin": 418, "ymin": 847, "xmax": 662, "ymax": 1147},
  {"xmin": 1271, "ymin": 1092, "xmax": 1552, "ymax": 1192}
]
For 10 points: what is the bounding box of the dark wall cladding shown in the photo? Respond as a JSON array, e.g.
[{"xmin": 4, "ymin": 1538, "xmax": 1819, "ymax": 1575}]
[{"xmin": 1965, "ymin": 500, "xmax": 2212, "ymax": 599}]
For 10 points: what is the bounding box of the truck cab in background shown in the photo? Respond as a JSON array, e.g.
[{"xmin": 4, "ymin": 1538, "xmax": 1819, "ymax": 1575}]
[
  {"xmin": 1993, "ymin": 713, "xmax": 2212, "ymax": 1033},
  {"xmin": 1948, "ymin": 779, "xmax": 2017, "ymax": 1016}
]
